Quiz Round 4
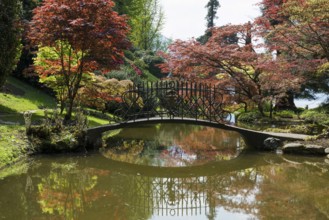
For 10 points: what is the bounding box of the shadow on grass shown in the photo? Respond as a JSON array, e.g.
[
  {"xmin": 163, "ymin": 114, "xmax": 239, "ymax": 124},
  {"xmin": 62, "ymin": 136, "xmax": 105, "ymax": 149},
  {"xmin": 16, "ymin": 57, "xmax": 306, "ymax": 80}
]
[
  {"xmin": 6, "ymin": 77, "xmax": 56, "ymax": 109},
  {"xmin": 0, "ymin": 104, "xmax": 18, "ymax": 114},
  {"xmin": 0, "ymin": 113, "xmax": 45, "ymax": 125}
]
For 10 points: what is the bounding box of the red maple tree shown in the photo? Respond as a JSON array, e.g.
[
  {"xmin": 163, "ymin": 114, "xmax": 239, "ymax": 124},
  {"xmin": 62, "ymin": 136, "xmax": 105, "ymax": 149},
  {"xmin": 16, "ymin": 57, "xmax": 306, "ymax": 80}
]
[
  {"xmin": 256, "ymin": 0, "xmax": 329, "ymax": 98},
  {"xmin": 29, "ymin": 0, "xmax": 130, "ymax": 120},
  {"xmin": 159, "ymin": 23, "xmax": 304, "ymax": 116}
]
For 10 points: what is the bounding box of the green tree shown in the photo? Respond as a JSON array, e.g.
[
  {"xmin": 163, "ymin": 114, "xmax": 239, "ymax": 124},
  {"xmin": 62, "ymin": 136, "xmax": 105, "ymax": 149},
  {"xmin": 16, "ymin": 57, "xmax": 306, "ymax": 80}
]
[
  {"xmin": 120, "ymin": 0, "xmax": 164, "ymax": 51},
  {"xmin": 198, "ymin": 0, "xmax": 220, "ymax": 44},
  {"xmin": 205, "ymin": 0, "xmax": 220, "ymax": 28},
  {"xmin": 13, "ymin": 0, "xmax": 41, "ymax": 84},
  {"xmin": 0, "ymin": 0, "xmax": 22, "ymax": 89},
  {"xmin": 113, "ymin": 0, "xmax": 133, "ymax": 15}
]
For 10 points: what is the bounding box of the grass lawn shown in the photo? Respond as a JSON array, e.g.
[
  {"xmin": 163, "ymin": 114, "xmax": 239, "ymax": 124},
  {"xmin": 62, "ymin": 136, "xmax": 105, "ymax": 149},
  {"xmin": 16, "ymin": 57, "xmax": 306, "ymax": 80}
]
[
  {"xmin": 0, "ymin": 125, "xmax": 28, "ymax": 168},
  {"xmin": 0, "ymin": 76, "xmax": 56, "ymax": 124},
  {"xmin": 0, "ymin": 76, "xmax": 109, "ymax": 168}
]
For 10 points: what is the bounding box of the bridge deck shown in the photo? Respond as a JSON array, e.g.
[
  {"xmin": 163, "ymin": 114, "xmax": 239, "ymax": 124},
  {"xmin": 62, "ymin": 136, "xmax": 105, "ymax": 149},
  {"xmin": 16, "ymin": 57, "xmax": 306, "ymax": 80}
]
[{"xmin": 261, "ymin": 131, "xmax": 309, "ymax": 140}]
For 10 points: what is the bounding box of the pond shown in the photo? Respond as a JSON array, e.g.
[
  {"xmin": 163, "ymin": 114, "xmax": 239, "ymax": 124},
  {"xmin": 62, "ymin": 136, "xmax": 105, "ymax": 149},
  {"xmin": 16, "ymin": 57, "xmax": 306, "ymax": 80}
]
[{"xmin": 0, "ymin": 123, "xmax": 329, "ymax": 220}]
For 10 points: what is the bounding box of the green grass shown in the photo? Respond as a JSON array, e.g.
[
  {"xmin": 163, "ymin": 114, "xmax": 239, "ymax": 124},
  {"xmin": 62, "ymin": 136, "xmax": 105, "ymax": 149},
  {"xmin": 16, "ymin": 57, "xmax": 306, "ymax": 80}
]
[
  {"xmin": 0, "ymin": 77, "xmax": 55, "ymax": 167},
  {"xmin": 0, "ymin": 76, "xmax": 109, "ymax": 168},
  {"xmin": 0, "ymin": 77, "xmax": 56, "ymax": 124},
  {"xmin": 0, "ymin": 125, "xmax": 28, "ymax": 168},
  {"xmin": 1, "ymin": 77, "xmax": 56, "ymax": 111},
  {"xmin": 88, "ymin": 115, "xmax": 109, "ymax": 127}
]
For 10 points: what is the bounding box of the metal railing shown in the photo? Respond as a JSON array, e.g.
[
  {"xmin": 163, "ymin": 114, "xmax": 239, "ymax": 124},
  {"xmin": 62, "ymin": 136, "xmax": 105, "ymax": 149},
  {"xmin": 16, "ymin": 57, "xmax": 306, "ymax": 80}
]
[{"xmin": 113, "ymin": 81, "xmax": 232, "ymax": 123}]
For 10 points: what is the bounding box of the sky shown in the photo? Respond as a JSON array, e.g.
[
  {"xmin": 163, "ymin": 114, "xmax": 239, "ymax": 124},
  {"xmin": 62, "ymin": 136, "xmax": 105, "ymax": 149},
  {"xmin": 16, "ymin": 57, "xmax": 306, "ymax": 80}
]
[{"xmin": 159, "ymin": 0, "xmax": 262, "ymax": 40}]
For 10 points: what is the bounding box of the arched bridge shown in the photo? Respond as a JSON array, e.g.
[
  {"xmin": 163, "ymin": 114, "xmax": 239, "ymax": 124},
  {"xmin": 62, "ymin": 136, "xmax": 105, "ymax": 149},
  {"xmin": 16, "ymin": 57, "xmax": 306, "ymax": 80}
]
[
  {"xmin": 86, "ymin": 81, "xmax": 309, "ymax": 148},
  {"xmin": 111, "ymin": 80, "xmax": 232, "ymax": 123}
]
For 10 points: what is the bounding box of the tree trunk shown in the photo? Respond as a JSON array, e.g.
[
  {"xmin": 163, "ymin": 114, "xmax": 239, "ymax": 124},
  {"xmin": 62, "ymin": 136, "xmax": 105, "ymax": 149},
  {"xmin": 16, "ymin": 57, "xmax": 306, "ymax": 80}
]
[
  {"xmin": 59, "ymin": 100, "xmax": 65, "ymax": 114},
  {"xmin": 269, "ymin": 99, "xmax": 273, "ymax": 119},
  {"xmin": 274, "ymin": 91, "xmax": 296, "ymax": 111},
  {"xmin": 258, "ymin": 102, "xmax": 265, "ymax": 116},
  {"xmin": 243, "ymin": 101, "xmax": 248, "ymax": 112},
  {"xmin": 64, "ymin": 97, "xmax": 74, "ymax": 121}
]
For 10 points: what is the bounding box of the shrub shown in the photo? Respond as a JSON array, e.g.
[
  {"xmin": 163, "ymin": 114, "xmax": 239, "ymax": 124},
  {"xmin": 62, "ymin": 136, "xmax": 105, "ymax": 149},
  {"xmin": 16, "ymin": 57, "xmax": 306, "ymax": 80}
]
[
  {"xmin": 300, "ymin": 110, "xmax": 329, "ymax": 124},
  {"xmin": 289, "ymin": 124, "xmax": 325, "ymax": 135},
  {"xmin": 276, "ymin": 110, "xmax": 295, "ymax": 119},
  {"xmin": 237, "ymin": 111, "xmax": 263, "ymax": 123},
  {"xmin": 26, "ymin": 108, "xmax": 88, "ymax": 153}
]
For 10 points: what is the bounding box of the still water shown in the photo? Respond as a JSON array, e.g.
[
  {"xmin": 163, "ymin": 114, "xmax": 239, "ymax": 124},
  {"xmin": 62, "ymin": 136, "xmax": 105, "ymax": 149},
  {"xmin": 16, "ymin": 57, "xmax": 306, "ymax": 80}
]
[{"xmin": 0, "ymin": 123, "xmax": 329, "ymax": 220}]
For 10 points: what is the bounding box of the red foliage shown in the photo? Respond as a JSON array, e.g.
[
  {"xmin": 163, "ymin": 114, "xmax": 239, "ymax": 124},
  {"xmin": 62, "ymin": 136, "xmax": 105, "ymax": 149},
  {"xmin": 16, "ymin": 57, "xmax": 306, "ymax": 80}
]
[
  {"xmin": 28, "ymin": 0, "xmax": 130, "ymax": 119},
  {"xmin": 29, "ymin": 0, "xmax": 130, "ymax": 71},
  {"xmin": 256, "ymin": 0, "xmax": 329, "ymax": 62},
  {"xmin": 158, "ymin": 23, "xmax": 304, "ymax": 113}
]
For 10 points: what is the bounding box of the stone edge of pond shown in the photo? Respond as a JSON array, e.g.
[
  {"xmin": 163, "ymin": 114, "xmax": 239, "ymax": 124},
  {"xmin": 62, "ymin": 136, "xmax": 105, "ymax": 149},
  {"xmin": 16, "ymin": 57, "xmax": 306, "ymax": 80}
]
[{"xmin": 264, "ymin": 137, "xmax": 329, "ymax": 157}]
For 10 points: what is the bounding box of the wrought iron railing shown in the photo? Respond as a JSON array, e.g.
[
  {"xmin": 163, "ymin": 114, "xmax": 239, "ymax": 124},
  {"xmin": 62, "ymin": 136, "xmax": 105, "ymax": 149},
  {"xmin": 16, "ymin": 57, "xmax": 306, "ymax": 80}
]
[{"xmin": 113, "ymin": 81, "xmax": 232, "ymax": 123}]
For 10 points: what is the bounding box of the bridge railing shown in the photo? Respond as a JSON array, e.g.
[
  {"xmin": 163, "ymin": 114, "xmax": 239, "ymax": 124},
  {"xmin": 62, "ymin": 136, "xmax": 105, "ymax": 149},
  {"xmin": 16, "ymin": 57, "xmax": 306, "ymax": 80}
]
[{"xmin": 112, "ymin": 80, "xmax": 233, "ymax": 123}]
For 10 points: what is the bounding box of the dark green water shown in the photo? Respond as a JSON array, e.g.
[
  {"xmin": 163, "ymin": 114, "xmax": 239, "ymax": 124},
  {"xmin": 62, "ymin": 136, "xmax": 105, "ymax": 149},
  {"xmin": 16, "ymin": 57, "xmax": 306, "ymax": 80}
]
[{"xmin": 0, "ymin": 123, "xmax": 329, "ymax": 220}]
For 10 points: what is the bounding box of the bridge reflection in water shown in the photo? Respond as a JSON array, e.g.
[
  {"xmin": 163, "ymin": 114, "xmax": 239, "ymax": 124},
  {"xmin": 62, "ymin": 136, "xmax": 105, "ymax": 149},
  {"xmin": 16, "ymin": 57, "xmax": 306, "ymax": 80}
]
[
  {"xmin": 1, "ymin": 152, "xmax": 327, "ymax": 220},
  {"xmin": 87, "ymin": 153, "xmax": 261, "ymax": 219},
  {"xmin": 97, "ymin": 124, "xmax": 251, "ymax": 218},
  {"xmin": 129, "ymin": 175, "xmax": 222, "ymax": 218}
]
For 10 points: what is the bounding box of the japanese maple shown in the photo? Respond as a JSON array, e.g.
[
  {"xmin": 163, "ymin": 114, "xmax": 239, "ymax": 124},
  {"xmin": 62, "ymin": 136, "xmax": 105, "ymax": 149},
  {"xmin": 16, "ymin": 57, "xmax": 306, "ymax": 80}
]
[
  {"xmin": 256, "ymin": 0, "xmax": 329, "ymax": 96},
  {"xmin": 159, "ymin": 23, "xmax": 304, "ymax": 116},
  {"xmin": 29, "ymin": 0, "xmax": 130, "ymax": 120}
]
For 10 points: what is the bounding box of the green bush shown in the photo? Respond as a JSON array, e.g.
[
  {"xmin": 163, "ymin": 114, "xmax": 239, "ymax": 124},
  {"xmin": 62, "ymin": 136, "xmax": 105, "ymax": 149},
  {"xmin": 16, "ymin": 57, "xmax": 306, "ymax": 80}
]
[
  {"xmin": 289, "ymin": 124, "xmax": 325, "ymax": 135},
  {"xmin": 300, "ymin": 110, "xmax": 329, "ymax": 124},
  {"xmin": 25, "ymin": 108, "xmax": 88, "ymax": 153},
  {"xmin": 106, "ymin": 65, "xmax": 143, "ymax": 85},
  {"xmin": 237, "ymin": 111, "xmax": 263, "ymax": 123},
  {"xmin": 276, "ymin": 110, "xmax": 295, "ymax": 119}
]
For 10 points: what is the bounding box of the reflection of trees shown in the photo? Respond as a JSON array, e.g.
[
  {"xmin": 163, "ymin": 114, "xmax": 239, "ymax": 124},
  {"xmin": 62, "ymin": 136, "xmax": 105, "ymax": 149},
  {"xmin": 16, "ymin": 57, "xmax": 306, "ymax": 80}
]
[
  {"xmin": 1, "ymin": 154, "xmax": 329, "ymax": 219},
  {"xmin": 103, "ymin": 123, "xmax": 245, "ymax": 166},
  {"xmin": 102, "ymin": 139, "xmax": 146, "ymax": 164},
  {"xmin": 209, "ymin": 169, "xmax": 259, "ymax": 215},
  {"xmin": 174, "ymin": 126, "xmax": 244, "ymax": 161},
  {"xmin": 256, "ymin": 162, "xmax": 329, "ymax": 219},
  {"xmin": 34, "ymin": 159, "xmax": 329, "ymax": 219},
  {"xmin": 116, "ymin": 169, "xmax": 260, "ymax": 219},
  {"xmin": 37, "ymin": 162, "xmax": 111, "ymax": 220}
]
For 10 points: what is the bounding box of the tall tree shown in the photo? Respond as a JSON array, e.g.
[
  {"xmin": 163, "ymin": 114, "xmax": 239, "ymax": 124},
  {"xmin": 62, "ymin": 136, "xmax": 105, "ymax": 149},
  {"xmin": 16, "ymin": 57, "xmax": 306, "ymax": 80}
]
[
  {"xmin": 205, "ymin": 0, "xmax": 220, "ymax": 29},
  {"xmin": 198, "ymin": 0, "xmax": 220, "ymax": 44},
  {"xmin": 0, "ymin": 0, "xmax": 22, "ymax": 88},
  {"xmin": 114, "ymin": 0, "xmax": 164, "ymax": 51},
  {"xmin": 130, "ymin": 0, "xmax": 164, "ymax": 51},
  {"xmin": 13, "ymin": 0, "xmax": 41, "ymax": 82},
  {"xmin": 29, "ymin": 0, "xmax": 130, "ymax": 120}
]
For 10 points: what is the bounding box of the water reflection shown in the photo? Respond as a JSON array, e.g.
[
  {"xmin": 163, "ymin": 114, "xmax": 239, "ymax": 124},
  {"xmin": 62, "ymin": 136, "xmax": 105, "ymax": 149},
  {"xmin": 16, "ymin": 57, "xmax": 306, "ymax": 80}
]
[
  {"xmin": 0, "ymin": 153, "xmax": 329, "ymax": 220},
  {"xmin": 102, "ymin": 123, "xmax": 245, "ymax": 167}
]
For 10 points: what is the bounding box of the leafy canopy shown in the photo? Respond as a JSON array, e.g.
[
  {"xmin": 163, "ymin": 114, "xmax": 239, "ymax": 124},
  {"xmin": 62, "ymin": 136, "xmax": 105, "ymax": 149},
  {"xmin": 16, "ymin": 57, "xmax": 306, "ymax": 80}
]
[{"xmin": 29, "ymin": 0, "xmax": 130, "ymax": 119}]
